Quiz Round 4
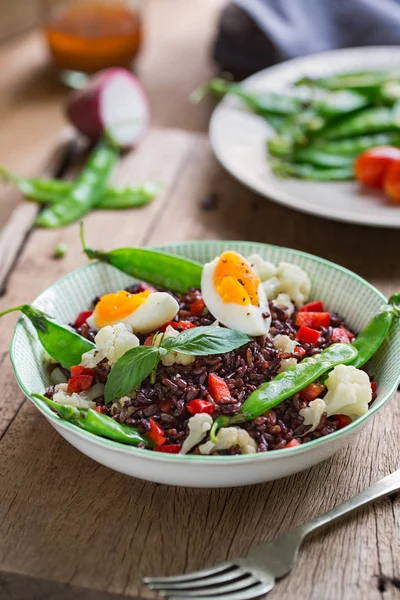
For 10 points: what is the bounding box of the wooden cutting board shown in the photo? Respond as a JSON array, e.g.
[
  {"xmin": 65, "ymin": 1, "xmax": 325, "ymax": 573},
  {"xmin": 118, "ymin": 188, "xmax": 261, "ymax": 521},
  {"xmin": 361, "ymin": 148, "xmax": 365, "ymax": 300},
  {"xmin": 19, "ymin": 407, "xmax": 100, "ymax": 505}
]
[{"xmin": 0, "ymin": 127, "xmax": 399, "ymax": 600}]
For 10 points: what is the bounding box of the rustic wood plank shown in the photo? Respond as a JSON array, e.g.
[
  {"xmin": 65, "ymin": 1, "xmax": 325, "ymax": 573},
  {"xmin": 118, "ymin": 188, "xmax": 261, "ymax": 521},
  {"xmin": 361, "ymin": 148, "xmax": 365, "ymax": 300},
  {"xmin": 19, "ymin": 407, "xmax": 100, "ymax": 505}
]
[{"xmin": 0, "ymin": 128, "xmax": 399, "ymax": 600}]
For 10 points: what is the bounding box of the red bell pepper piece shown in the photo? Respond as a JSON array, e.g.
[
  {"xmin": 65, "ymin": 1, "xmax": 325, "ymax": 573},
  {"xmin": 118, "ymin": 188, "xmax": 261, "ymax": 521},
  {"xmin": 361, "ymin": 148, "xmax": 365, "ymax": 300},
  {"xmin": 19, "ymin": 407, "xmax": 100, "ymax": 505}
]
[
  {"xmin": 296, "ymin": 325, "xmax": 320, "ymax": 345},
  {"xmin": 148, "ymin": 418, "xmax": 166, "ymax": 446},
  {"xmin": 370, "ymin": 381, "xmax": 377, "ymax": 392},
  {"xmin": 331, "ymin": 327, "xmax": 354, "ymax": 343},
  {"xmin": 94, "ymin": 406, "xmax": 107, "ymax": 414},
  {"xmin": 144, "ymin": 335, "xmax": 154, "ymax": 346},
  {"xmin": 286, "ymin": 439, "xmax": 301, "ymax": 448},
  {"xmin": 299, "ymin": 382, "xmax": 325, "ymax": 403},
  {"xmin": 186, "ymin": 399, "xmax": 215, "ymax": 416},
  {"xmin": 295, "ymin": 312, "xmax": 331, "ymax": 329},
  {"xmin": 334, "ymin": 414, "xmax": 352, "ymax": 429},
  {"xmin": 298, "ymin": 300, "xmax": 324, "ymax": 313},
  {"xmin": 294, "ymin": 345, "xmax": 306, "ymax": 358},
  {"xmin": 208, "ymin": 373, "xmax": 231, "ymax": 403},
  {"xmin": 190, "ymin": 298, "xmax": 206, "ymax": 315},
  {"xmin": 159, "ymin": 321, "xmax": 197, "ymax": 332},
  {"xmin": 154, "ymin": 444, "xmax": 181, "ymax": 453},
  {"xmin": 70, "ymin": 365, "xmax": 95, "ymax": 377},
  {"xmin": 67, "ymin": 374, "xmax": 94, "ymax": 394},
  {"xmin": 74, "ymin": 310, "xmax": 93, "ymax": 328}
]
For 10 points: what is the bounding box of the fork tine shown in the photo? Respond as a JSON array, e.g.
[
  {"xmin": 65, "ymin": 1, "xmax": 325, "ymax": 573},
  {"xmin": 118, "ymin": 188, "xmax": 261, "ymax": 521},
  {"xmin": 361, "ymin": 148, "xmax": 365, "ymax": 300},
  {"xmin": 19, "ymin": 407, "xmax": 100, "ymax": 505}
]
[
  {"xmin": 168, "ymin": 580, "xmax": 274, "ymax": 600},
  {"xmin": 156, "ymin": 574, "xmax": 260, "ymax": 597},
  {"xmin": 143, "ymin": 562, "xmax": 233, "ymax": 585},
  {"xmin": 147, "ymin": 568, "xmax": 245, "ymax": 590}
]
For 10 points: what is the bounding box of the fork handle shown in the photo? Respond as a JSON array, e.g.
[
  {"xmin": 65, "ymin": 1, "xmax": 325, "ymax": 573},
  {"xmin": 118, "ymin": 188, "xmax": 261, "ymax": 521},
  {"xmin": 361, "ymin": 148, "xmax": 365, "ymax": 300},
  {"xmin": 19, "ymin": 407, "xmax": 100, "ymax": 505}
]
[{"xmin": 300, "ymin": 469, "xmax": 400, "ymax": 537}]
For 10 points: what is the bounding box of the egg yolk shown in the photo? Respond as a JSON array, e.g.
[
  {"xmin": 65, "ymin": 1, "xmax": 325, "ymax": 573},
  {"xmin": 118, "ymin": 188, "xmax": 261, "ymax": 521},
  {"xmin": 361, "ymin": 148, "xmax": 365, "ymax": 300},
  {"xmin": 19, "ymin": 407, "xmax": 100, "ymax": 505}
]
[
  {"xmin": 94, "ymin": 290, "xmax": 151, "ymax": 327},
  {"xmin": 214, "ymin": 251, "xmax": 260, "ymax": 306}
]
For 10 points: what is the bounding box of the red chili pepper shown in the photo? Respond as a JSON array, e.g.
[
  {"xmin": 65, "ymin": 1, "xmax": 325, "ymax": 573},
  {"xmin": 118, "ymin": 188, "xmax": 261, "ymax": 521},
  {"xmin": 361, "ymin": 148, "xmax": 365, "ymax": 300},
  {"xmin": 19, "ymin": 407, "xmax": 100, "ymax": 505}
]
[
  {"xmin": 208, "ymin": 373, "xmax": 231, "ymax": 403},
  {"xmin": 67, "ymin": 374, "xmax": 94, "ymax": 394},
  {"xmin": 70, "ymin": 365, "xmax": 95, "ymax": 377},
  {"xmin": 148, "ymin": 418, "xmax": 166, "ymax": 446},
  {"xmin": 74, "ymin": 310, "xmax": 93, "ymax": 328},
  {"xmin": 154, "ymin": 444, "xmax": 181, "ymax": 453},
  {"xmin": 295, "ymin": 312, "xmax": 331, "ymax": 329},
  {"xmin": 331, "ymin": 327, "xmax": 351, "ymax": 344},
  {"xmin": 186, "ymin": 399, "xmax": 215, "ymax": 416},
  {"xmin": 190, "ymin": 298, "xmax": 206, "ymax": 315},
  {"xmin": 334, "ymin": 414, "xmax": 352, "ymax": 429},
  {"xmin": 138, "ymin": 282, "xmax": 157, "ymax": 293},
  {"xmin": 298, "ymin": 300, "xmax": 324, "ymax": 313},
  {"xmin": 371, "ymin": 381, "xmax": 377, "ymax": 392},
  {"xmin": 286, "ymin": 439, "xmax": 301, "ymax": 448},
  {"xmin": 94, "ymin": 406, "xmax": 107, "ymax": 414},
  {"xmin": 144, "ymin": 335, "xmax": 154, "ymax": 346},
  {"xmin": 299, "ymin": 382, "xmax": 325, "ymax": 403},
  {"xmin": 296, "ymin": 325, "xmax": 320, "ymax": 345},
  {"xmin": 159, "ymin": 321, "xmax": 197, "ymax": 332}
]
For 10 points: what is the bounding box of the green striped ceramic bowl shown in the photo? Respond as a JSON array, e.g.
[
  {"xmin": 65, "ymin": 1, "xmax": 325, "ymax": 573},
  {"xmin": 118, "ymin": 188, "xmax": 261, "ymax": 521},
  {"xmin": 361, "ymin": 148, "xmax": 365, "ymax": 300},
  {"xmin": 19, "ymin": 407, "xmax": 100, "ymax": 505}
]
[{"xmin": 10, "ymin": 241, "xmax": 400, "ymax": 487}]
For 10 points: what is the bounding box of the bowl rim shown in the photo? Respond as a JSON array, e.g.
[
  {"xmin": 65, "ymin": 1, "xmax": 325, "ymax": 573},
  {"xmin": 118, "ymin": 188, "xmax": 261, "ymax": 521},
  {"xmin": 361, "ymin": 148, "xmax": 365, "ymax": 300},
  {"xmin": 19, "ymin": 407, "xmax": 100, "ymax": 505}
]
[{"xmin": 10, "ymin": 239, "xmax": 400, "ymax": 464}]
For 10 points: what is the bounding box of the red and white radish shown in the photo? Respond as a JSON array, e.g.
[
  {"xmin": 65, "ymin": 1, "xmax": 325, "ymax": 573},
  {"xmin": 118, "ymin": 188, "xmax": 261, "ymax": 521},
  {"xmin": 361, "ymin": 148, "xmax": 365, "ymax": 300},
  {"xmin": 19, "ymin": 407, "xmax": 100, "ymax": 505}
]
[{"xmin": 66, "ymin": 67, "xmax": 149, "ymax": 149}]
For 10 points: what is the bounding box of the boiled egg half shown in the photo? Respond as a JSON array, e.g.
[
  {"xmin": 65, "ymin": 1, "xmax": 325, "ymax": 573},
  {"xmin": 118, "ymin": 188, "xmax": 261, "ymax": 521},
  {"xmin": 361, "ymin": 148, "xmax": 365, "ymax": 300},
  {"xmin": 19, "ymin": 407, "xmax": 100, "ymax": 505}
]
[
  {"xmin": 201, "ymin": 251, "xmax": 271, "ymax": 336},
  {"xmin": 87, "ymin": 290, "xmax": 179, "ymax": 334}
]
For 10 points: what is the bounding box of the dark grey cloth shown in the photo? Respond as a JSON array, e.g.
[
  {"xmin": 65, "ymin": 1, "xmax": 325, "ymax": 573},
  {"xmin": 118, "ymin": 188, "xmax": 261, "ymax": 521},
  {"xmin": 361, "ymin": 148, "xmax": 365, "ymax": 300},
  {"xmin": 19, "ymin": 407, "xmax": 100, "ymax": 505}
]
[{"xmin": 213, "ymin": 0, "xmax": 400, "ymax": 79}]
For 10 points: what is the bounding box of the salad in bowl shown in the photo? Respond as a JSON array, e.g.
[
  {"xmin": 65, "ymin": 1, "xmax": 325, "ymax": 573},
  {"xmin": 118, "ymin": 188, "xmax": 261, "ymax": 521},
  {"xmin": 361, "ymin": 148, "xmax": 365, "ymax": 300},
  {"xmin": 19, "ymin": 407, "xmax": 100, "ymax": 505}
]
[{"xmin": 5, "ymin": 233, "xmax": 400, "ymax": 487}]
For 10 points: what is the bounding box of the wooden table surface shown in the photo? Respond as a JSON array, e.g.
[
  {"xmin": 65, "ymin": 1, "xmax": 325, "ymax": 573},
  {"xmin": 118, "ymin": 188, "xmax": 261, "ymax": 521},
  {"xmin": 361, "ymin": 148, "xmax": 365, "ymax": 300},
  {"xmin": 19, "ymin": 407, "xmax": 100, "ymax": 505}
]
[{"xmin": 0, "ymin": 4, "xmax": 400, "ymax": 600}]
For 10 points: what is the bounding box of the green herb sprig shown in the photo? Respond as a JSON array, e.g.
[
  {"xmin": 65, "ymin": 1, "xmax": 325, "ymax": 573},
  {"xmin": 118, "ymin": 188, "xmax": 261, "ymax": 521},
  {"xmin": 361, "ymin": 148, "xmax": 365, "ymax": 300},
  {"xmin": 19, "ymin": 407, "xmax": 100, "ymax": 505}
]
[{"xmin": 104, "ymin": 326, "xmax": 251, "ymax": 403}]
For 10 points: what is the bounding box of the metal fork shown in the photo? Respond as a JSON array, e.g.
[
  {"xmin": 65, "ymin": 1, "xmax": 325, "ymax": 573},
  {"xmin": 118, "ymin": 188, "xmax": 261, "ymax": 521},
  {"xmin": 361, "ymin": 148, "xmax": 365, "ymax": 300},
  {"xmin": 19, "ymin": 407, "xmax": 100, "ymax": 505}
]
[{"xmin": 143, "ymin": 469, "xmax": 400, "ymax": 600}]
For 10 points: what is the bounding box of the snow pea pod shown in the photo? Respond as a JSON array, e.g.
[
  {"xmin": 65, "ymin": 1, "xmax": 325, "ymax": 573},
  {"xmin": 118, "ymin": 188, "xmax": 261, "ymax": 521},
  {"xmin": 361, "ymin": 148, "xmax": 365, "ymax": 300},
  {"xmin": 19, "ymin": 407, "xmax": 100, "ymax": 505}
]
[
  {"xmin": 33, "ymin": 394, "xmax": 152, "ymax": 448},
  {"xmin": 0, "ymin": 169, "xmax": 159, "ymax": 209},
  {"xmin": 295, "ymin": 71, "xmax": 399, "ymax": 96},
  {"xmin": 294, "ymin": 148, "xmax": 355, "ymax": 168},
  {"xmin": 312, "ymin": 133, "xmax": 400, "ymax": 156},
  {"xmin": 325, "ymin": 107, "xmax": 396, "ymax": 140},
  {"xmin": 272, "ymin": 160, "xmax": 354, "ymax": 181},
  {"xmin": 81, "ymin": 225, "xmax": 203, "ymax": 294},
  {"xmin": 201, "ymin": 78, "xmax": 302, "ymax": 116},
  {"xmin": 351, "ymin": 293, "xmax": 400, "ymax": 368},
  {"xmin": 36, "ymin": 138, "xmax": 118, "ymax": 228},
  {"xmin": 0, "ymin": 305, "xmax": 95, "ymax": 368},
  {"xmin": 314, "ymin": 90, "xmax": 369, "ymax": 118},
  {"xmin": 210, "ymin": 343, "xmax": 358, "ymax": 438}
]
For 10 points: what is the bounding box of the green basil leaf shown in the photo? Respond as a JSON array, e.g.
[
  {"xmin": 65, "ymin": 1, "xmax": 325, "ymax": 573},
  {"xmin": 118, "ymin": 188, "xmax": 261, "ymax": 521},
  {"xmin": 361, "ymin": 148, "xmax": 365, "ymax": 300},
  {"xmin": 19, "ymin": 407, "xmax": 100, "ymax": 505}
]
[
  {"xmin": 161, "ymin": 326, "xmax": 252, "ymax": 356},
  {"xmin": 104, "ymin": 346, "xmax": 160, "ymax": 404}
]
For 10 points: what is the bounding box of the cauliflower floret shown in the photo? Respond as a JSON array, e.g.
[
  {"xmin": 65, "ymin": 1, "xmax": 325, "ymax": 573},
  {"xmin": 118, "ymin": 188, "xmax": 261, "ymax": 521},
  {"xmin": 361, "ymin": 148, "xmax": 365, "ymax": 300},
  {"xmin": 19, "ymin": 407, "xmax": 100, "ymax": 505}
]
[
  {"xmin": 153, "ymin": 325, "xmax": 195, "ymax": 367},
  {"xmin": 299, "ymin": 398, "xmax": 327, "ymax": 432},
  {"xmin": 323, "ymin": 365, "xmax": 371, "ymax": 419},
  {"xmin": 299, "ymin": 365, "xmax": 371, "ymax": 431},
  {"xmin": 81, "ymin": 323, "xmax": 140, "ymax": 368},
  {"xmin": 53, "ymin": 382, "xmax": 105, "ymax": 409},
  {"xmin": 247, "ymin": 254, "xmax": 277, "ymax": 281},
  {"xmin": 262, "ymin": 277, "xmax": 281, "ymax": 300},
  {"xmin": 272, "ymin": 293, "xmax": 295, "ymax": 317},
  {"xmin": 278, "ymin": 357, "xmax": 298, "ymax": 373},
  {"xmin": 180, "ymin": 414, "xmax": 213, "ymax": 454},
  {"xmin": 276, "ymin": 262, "xmax": 311, "ymax": 307},
  {"xmin": 199, "ymin": 427, "xmax": 257, "ymax": 455},
  {"xmin": 273, "ymin": 334, "xmax": 297, "ymax": 354}
]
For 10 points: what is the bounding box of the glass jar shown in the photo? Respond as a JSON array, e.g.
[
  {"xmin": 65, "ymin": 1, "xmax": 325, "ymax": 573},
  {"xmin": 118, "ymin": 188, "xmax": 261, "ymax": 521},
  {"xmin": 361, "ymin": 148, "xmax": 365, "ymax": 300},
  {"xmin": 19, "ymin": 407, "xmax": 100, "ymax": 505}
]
[{"xmin": 42, "ymin": 0, "xmax": 143, "ymax": 74}]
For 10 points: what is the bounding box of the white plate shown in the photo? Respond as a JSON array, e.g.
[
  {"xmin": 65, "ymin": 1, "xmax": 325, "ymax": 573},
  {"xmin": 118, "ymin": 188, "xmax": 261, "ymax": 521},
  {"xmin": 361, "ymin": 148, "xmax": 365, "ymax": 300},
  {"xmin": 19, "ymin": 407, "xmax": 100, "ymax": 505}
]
[{"xmin": 209, "ymin": 46, "xmax": 400, "ymax": 228}]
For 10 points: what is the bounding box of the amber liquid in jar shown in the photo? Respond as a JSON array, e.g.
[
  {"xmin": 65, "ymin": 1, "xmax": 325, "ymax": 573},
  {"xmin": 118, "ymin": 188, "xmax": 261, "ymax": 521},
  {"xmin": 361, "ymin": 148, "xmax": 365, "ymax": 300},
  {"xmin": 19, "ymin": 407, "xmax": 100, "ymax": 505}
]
[{"xmin": 45, "ymin": 1, "xmax": 142, "ymax": 73}]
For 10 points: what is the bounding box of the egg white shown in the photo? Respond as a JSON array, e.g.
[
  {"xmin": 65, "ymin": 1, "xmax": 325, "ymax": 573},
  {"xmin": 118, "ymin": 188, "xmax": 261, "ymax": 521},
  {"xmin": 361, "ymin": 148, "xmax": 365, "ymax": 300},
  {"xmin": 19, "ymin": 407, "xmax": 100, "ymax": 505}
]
[
  {"xmin": 201, "ymin": 256, "xmax": 271, "ymax": 336},
  {"xmin": 87, "ymin": 292, "xmax": 179, "ymax": 334}
]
